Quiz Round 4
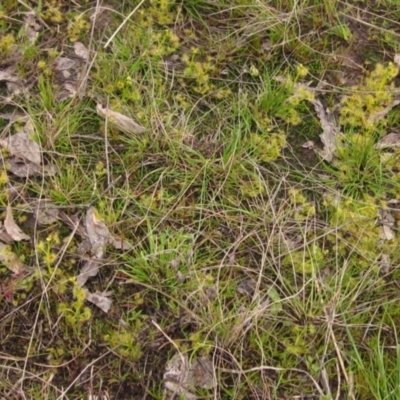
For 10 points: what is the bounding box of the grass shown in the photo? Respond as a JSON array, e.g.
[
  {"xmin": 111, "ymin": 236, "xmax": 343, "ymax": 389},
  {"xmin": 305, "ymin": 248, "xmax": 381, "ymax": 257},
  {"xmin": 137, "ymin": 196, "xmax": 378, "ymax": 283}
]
[{"xmin": 1, "ymin": 0, "xmax": 400, "ymax": 399}]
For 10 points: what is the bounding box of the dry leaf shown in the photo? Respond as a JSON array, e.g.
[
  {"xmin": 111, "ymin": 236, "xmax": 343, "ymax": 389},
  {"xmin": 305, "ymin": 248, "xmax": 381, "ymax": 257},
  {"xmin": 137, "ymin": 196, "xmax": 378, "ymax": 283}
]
[
  {"xmin": 311, "ymin": 99, "xmax": 341, "ymax": 162},
  {"xmin": 96, "ymin": 104, "xmax": 147, "ymax": 134},
  {"xmin": 301, "ymin": 140, "xmax": 315, "ymax": 149},
  {"xmin": 163, "ymin": 354, "xmax": 215, "ymax": 400},
  {"xmin": 74, "ymin": 42, "xmax": 90, "ymax": 61},
  {"xmin": 86, "ymin": 207, "xmax": 111, "ymax": 259},
  {"xmin": 23, "ymin": 13, "xmax": 41, "ymax": 44},
  {"xmin": 0, "ymin": 69, "xmax": 20, "ymax": 83},
  {"xmin": 394, "ymin": 54, "xmax": 400, "ymax": 68},
  {"xmin": 4, "ymin": 206, "xmax": 30, "ymax": 241},
  {"xmin": 77, "ymin": 259, "xmax": 101, "ymax": 287},
  {"xmin": 55, "ymin": 57, "xmax": 79, "ymax": 71},
  {"xmin": 0, "ymin": 130, "xmax": 41, "ymax": 165},
  {"xmin": 368, "ymin": 100, "xmax": 400, "ymax": 126},
  {"xmin": 375, "ymin": 132, "xmax": 400, "ymax": 150},
  {"xmin": 379, "ymin": 254, "xmax": 391, "ymax": 275},
  {"xmin": 85, "ymin": 290, "xmax": 113, "ymax": 313},
  {"xmin": 0, "ymin": 242, "xmax": 27, "ymax": 274},
  {"xmin": 0, "ymin": 112, "xmax": 29, "ymax": 124},
  {"xmin": 0, "ymin": 68, "xmax": 24, "ymax": 95},
  {"xmin": 34, "ymin": 200, "xmax": 59, "ymax": 225},
  {"xmin": 76, "ymin": 208, "xmax": 112, "ymax": 287},
  {"xmin": 381, "ymin": 224, "xmax": 395, "ymax": 241},
  {"xmin": 5, "ymin": 158, "xmax": 42, "ymax": 178}
]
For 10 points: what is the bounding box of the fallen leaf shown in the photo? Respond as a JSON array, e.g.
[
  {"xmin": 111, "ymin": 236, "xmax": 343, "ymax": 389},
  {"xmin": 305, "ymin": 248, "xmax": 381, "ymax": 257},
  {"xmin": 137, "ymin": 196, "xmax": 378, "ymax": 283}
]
[
  {"xmin": 5, "ymin": 158, "xmax": 42, "ymax": 178},
  {"xmin": 96, "ymin": 104, "xmax": 147, "ymax": 134},
  {"xmin": 76, "ymin": 208, "xmax": 112, "ymax": 287},
  {"xmin": 85, "ymin": 290, "xmax": 113, "ymax": 313},
  {"xmin": 74, "ymin": 42, "xmax": 90, "ymax": 61},
  {"xmin": 34, "ymin": 200, "xmax": 59, "ymax": 225},
  {"xmin": 301, "ymin": 140, "xmax": 315, "ymax": 149},
  {"xmin": 381, "ymin": 224, "xmax": 395, "ymax": 241},
  {"xmin": 379, "ymin": 253, "xmax": 391, "ymax": 274},
  {"xmin": 0, "ymin": 242, "xmax": 27, "ymax": 274},
  {"xmin": 86, "ymin": 207, "xmax": 111, "ymax": 259},
  {"xmin": 0, "ymin": 221, "xmax": 14, "ymax": 244},
  {"xmin": 0, "ymin": 68, "xmax": 24, "ymax": 95},
  {"xmin": 375, "ymin": 132, "xmax": 400, "ymax": 150},
  {"xmin": 0, "ymin": 130, "xmax": 41, "ymax": 165},
  {"xmin": 4, "ymin": 205, "xmax": 30, "ymax": 241},
  {"xmin": 394, "ymin": 54, "xmax": 400, "ymax": 68},
  {"xmin": 163, "ymin": 354, "xmax": 215, "ymax": 400},
  {"xmin": 55, "ymin": 57, "xmax": 79, "ymax": 71},
  {"xmin": 0, "ymin": 112, "xmax": 29, "ymax": 124},
  {"xmin": 23, "ymin": 13, "xmax": 41, "ymax": 44},
  {"xmin": 311, "ymin": 99, "xmax": 341, "ymax": 162},
  {"xmin": 0, "ymin": 69, "xmax": 20, "ymax": 83},
  {"xmin": 77, "ymin": 259, "xmax": 101, "ymax": 287},
  {"xmin": 368, "ymin": 100, "xmax": 400, "ymax": 126}
]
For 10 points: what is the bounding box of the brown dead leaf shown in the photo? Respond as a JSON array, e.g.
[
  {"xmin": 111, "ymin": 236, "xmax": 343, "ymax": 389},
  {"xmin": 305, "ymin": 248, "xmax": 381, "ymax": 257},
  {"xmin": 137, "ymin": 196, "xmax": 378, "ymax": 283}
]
[
  {"xmin": 76, "ymin": 208, "xmax": 112, "ymax": 287},
  {"xmin": 0, "ymin": 221, "xmax": 14, "ymax": 244},
  {"xmin": 5, "ymin": 158, "xmax": 42, "ymax": 178},
  {"xmin": 0, "ymin": 242, "xmax": 27, "ymax": 274},
  {"xmin": 23, "ymin": 13, "xmax": 41, "ymax": 45},
  {"xmin": 381, "ymin": 224, "xmax": 395, "ymax": 241},
  {"xmin": 394, "ymin": 54, "xmax": 400, "ymax": 68},
  {"xmin": 77, "ymin": 259, "xmax": 101, "ymax": 287},
  {"xmin": 0, "ymin": 69, "xmax": 20, "ymax": 83},
  {"xmin": 34, "ymin": 200, "xmax": 59, "ymax": 225},
  {"xmin": 0, "ymin": 130, "xmax": 41, "ymax": 166},
  {"xmin": 368, "ymin": 100, "xmax": 400, "ymax": 126},
  {"xmin": 163, "ymin": 354, "xmax": 215, "ymax": 400},
  {"xmin": 0, "ymin": 68, "xmax": 24, "ymax": 95},
  {"xmin": 55, "ymin": 57, "xmax": 79, "ymax": 71},
  {"xmin": 74, "ymin": 42, "xmax": 90, "ymax": 61},
  {"xmin": 85, "ymin": 290, "xmax": 113, "ymax": 313},
  {"xmin": 86, "ymin": 207, "xmax": 110, "ymax": 259},
  {"xmin": 4, "ymin": 206, "xmax": 29, "ymax": 241},
  {"xmin": 96, "ymin": 104, "xmax": 147, "ymax": 134},
  {"xmin": 301, "ymin": 140, "xmax": 315, "ymax": 149},
  {"xmin": 311, "ymin": 99, "xmax": 341, "ymax": 162},
  {"xmin": 375, "ymin": 132, "xmax": 400, "ymax": 150}
]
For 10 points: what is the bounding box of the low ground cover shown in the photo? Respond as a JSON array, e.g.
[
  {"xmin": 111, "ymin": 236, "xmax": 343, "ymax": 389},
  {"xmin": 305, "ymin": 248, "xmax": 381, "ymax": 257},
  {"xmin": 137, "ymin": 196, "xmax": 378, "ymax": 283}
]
[{"xmin": 1, "ymin": 0, "xmax": 400, "ymax": 399}]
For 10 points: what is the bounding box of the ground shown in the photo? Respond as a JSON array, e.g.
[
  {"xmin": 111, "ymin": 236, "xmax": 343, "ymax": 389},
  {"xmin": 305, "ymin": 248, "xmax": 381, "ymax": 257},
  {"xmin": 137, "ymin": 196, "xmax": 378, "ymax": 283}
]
[{"xmin": 1, "ymin": 1, "xmax": 400, "ymax": 399}]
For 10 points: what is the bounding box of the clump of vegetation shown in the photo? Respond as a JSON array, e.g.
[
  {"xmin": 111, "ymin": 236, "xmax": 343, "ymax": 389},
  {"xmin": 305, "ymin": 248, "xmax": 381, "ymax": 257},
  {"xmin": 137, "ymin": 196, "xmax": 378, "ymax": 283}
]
[{"xmin": 2, "ymin": 1, "xmax": 400, "ymax": 399}]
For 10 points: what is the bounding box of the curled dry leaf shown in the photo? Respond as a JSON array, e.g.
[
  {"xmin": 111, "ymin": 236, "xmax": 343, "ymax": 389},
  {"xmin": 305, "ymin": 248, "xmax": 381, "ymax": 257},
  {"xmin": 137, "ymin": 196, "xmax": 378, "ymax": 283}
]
[
  {"xmin": 77, "ymin": 207, "xmax": 112, "ymax": 287},
  {"xmin": 5, "ymin": 205, "xmax": 30, "ymax": 241},
  {"xmin": 311, "ymin": 99, "xmax": 341, "ymax": 162},
  {"xmin": 368, "ymin": 99, "xmax": 400, "ymax": 126},
  {"xmin": 86, "ymin": 207, "xmax": 111, "ymax": 259},
  {"xmin": 23, "ymin": 12, "xmax": 41, "ymax": 44},
  {"xmin": 77, "ymin": 259, "xmax": 101, "ymax": 287},
  {"xmin": 163, "ymin": 354, "xmax": 215, "ymax": 400},
  {"xmin": 34, "ymin": 200, "xmax": 59, "ymax": 226},
  {"xmin": 394, "ymin": 54, "xmax": 400, "ymax": 68},
  {"xmin": 375, "ymin": 132, "xmax": 400, "ymax": 150},
  {"xmin": 0, "ymin": 68, "xmax": 24, "ymax": 95},
  {"xmin": 5, "ymin": 158, "xmax": 42, "ymax": 178},
  {"xmin": 55, "ymin": 57, "xmax": 79, "ymax": 71},
  {"xmin": 74, "ymin": 42, "xmax": 90, "ymax": 61},
  {"xmin": 96, "ymin": 104, "xmax": 147, "ymax": 135},
  {"xmin": 0, "ymin": 130, "xmax": 41, "ymax": 166},
  {"xmin": 301, "ymin": 140, "xmax": 315, "ymax": 149},
  {"xmin": 0, "ymin": 242, "xmax": 27, "ymax": 274},
  {"xmin": 85, "ymin": 290, "xmax": 113, "ymax": 313}
]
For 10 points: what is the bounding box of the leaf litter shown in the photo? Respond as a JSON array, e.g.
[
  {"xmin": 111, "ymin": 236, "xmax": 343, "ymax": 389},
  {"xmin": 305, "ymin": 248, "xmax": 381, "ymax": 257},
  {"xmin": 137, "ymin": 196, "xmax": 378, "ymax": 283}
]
[
  {"xmin": 4, "ymin": 205, "xmax": 30, "ymax": 241},
  {"xmin": 163, "ymin": 353, "xmax": 216, "ymax": 400},
  {"xmin": 53, "ymin": 41, "xmax": 90, "ymax": 100},
  {"xmin": 96, "ymin": 103, "xmax": 147, "ymax": 134}
]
